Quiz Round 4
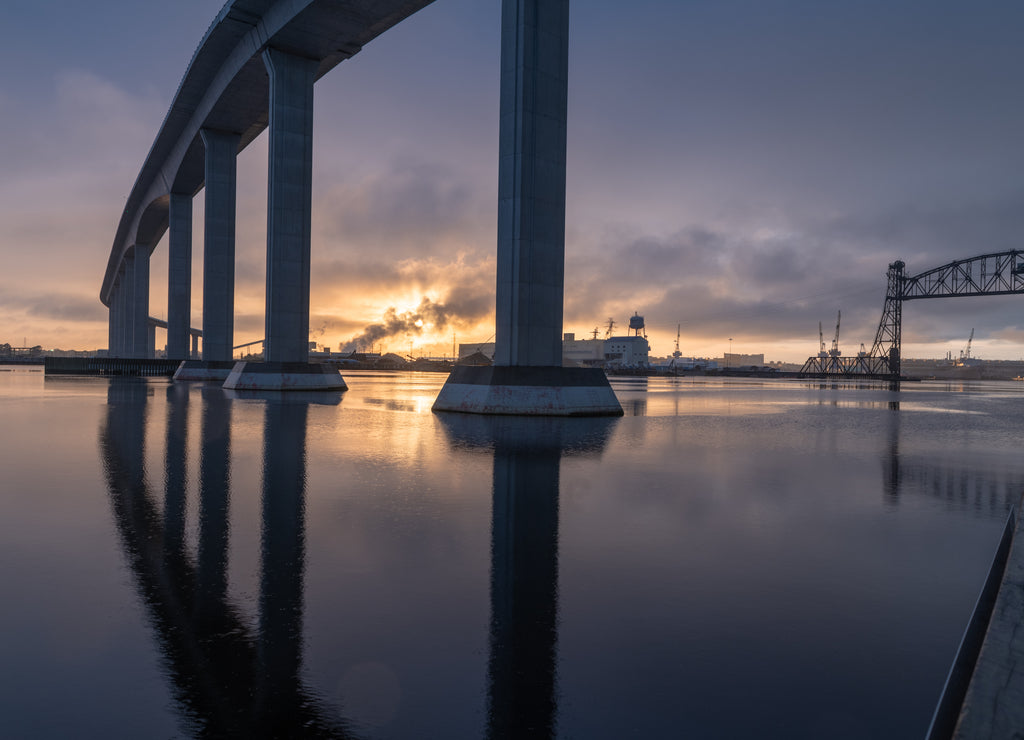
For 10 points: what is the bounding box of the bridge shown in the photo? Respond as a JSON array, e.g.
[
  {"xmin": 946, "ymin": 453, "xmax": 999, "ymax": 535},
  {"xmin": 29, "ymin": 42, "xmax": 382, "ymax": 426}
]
[
  {"xmin": 801, "ymin": 250, "xmax": 1024, "ymax": 380},
  {"xmin": 100, "ymin": 0, "xmax": 622, "ymax": 414}
]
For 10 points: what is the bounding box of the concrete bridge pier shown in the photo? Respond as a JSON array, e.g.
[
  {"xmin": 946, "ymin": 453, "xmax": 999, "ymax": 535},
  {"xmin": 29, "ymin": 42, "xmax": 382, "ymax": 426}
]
[
  {"xmin": 224, "ymin": 48, "xmax": 345, "ymax": 392},
  {"xmin": 120, "ymin": 270, "xmax": 131, "ymax": 357},
  {"xmin": 117, "ymin": 254, "xmax": 135, "ymax": 358},
  {"xmin": 113, "ymin": 269, "xmax": 125, "ymax": 356},
  {"xmin": 108, "ymin": 272, "xmax": 123, "ymax": 357},
  {"xmin": 433, "ymin": 0, "xmax": 621, "ymax": 416},
  {"xmin": 126, "ymin": 245, "xmax": 153, "ymax": 359},
  {"xmin": 107, "ymin": 291, "xmax": 117, "ymax": 358},
  {"xmin": 166, "ymin": 192, "xmax": 192, "ymax": 361},
  {"xmin": 175, "ymin": 130, "xmax": 242, "ymax": 381}
]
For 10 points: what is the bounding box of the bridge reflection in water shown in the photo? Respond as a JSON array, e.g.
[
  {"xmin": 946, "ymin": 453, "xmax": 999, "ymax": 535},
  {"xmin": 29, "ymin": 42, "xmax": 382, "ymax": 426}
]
[
  {"xmin": 99, "ymin": 380, "xmax": 615, "ymax": 737},
  {"xmin": 437, "ymin": 414, "xmax": 617, "ymax": 739},
  {"xmin": 878, "ymin": 397, "xmax": 1024, "ymax": 517},
  {"xmin": 100, "ymin": 380, "xmax": 348, "ymax": 737}
]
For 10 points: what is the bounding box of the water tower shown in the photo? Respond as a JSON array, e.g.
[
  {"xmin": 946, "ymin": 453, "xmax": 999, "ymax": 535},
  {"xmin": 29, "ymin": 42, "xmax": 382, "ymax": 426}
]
[{"xmin": 629, "ymin": 312, "xmax": 646, "ymax": 338}]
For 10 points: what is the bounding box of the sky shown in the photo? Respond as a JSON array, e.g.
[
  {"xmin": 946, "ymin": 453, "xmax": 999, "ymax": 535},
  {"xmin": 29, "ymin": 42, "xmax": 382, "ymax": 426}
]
[{"xmin": 1, "ymin": 0, "xmax": 1023, "ymax": 362}]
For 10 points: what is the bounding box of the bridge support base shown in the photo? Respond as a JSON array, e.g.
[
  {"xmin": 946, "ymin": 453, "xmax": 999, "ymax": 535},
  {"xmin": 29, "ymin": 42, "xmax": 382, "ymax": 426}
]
[
  {"xmin": 173, "ymin": 360, "xmax": 236, "ymax": 382},
  {"xmin": 223, "ymin": 361, "xmax": 347, "ymax": 392},
  {"xmin": 433, "ymin": 366, "xmax": 622, "ymax": 417}
]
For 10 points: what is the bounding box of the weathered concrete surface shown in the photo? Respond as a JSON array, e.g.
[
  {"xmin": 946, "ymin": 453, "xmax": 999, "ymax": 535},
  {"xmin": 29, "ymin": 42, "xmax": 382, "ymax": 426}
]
[
  {"xmin": 433, "ymin": 366, "xmax": 622, "ymax": 416},
  {"xmin": 223, "ymin": 361, "xmax": 347, "ymax": 391},
  {"xmin": 129, "ymin": 246, "xmax": 152, "ymax": 358},
  {"xmin": 108, "ymin": 282, "xmax": 120, "ymax": 356},
  {"xmin": 167, "ymin": 192, "xmax": 193, "ymax": 360},
  {"xmin": 173, "ymin": 359, "xmax": 237, "ymax": 381},
  {"xmin": 116, "ymin": 269, "xmax": 127, "ymax": 356},
  {"xmin": 434, "ymin": 0, "xmax": 622, "ymax": 416},
  {"xmin": 953, "ymin": 503, "xmax": 1024, "ymax": 739},
  {"xmin": 107, "ymin": 300, "xmax": 116, "ymax": 358},
  {"xmin": 200, "ymin": 128, "xmax": 240, "ymax": 362},
  {"xmin": 262, "ymin": 49, "xmax": 316, "ymax": 364},
  {"xmin": 494, "ymin": 0, "xmax": 570, "ymax": 368}
]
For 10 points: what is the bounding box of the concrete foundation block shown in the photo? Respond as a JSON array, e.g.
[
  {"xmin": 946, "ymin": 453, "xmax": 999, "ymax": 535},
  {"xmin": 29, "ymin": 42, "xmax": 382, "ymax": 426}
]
[
  {"xmin": 222, "ymin": 361, "xmax": 347, "ymax": 391},
  {"xmin": 432, "ymin": 365, "xmax": 623, "ymax": 417},
  {"xmin": 173, "ymin": 360, "xmax": 237, "ymax": 381}
]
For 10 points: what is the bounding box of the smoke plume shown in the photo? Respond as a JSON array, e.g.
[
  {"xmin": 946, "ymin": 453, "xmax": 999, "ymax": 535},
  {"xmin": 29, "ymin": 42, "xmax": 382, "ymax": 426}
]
[{"xmin": 342, "ymin": 297, "xmax": 459, "ymax": 353}]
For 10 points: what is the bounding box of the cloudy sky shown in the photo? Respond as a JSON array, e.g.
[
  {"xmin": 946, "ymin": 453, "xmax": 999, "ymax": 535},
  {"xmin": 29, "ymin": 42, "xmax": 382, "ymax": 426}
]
[{"xmin": 2, "ymin": 0, "xmax": 1023, "ymax": 361}]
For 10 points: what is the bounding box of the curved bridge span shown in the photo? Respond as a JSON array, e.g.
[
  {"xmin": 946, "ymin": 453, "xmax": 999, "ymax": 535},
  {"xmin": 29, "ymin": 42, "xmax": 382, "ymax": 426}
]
[
  {"xmin": 102, "ymin": 0, "xmax": 622, "ymax": 413},
  {"xmin": 102, "ymin": 0, "xmax": 436, "ymax": 360}
]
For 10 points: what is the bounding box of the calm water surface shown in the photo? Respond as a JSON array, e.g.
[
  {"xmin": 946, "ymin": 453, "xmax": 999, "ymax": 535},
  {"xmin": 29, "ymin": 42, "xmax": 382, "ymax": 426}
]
[{"xmin": 1, "ymin": 367, "xmax": 1020, "ymax": 738}]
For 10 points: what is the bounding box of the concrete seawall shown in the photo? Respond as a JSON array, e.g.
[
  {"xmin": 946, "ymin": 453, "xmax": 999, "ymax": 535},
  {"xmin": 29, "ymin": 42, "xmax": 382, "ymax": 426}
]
[{"xmin": 930, "ymin": 496, "xmax": 1024, "ymax": 738}]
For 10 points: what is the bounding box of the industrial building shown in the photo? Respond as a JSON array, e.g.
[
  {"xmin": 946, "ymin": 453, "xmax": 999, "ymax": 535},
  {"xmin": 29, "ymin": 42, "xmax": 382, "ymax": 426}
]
[{"xmin": 458, "ymin": 314, "xmax": 652, "ymax": 369}]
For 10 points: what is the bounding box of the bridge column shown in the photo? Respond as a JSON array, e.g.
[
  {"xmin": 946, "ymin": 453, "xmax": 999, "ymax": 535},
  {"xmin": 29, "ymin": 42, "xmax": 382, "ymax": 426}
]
[
  {"xmin": 223, "ymin": 48, "xmax": 345, "ymax": 392},
  {"xmin": 494, "ymin": 0, "xmax": 568, "ymax": 367},
  {"xmin": 122, "ymin": 251, "xmax": 138, "ymax": 358},
  {"xmin": 129, "ymin": 245, "xmax": 151, "ymax": 359},
  {"xmin": 167, "ymin": 192, "xmax": 193, "ymax": 360},
  {"xmin": 200, "ymin": 129, "xmax": 239, "ymax": 364},
  {"xmin": 263, "ymin": 49, "xmax": 314, "ymax": 364},
  {"xmin": 122, "ymin": 265, "xmax": 133, "ymax": 357},
  {"xmin": 107, "ymin": 302, "xmax": 116, "ymax": 358},
  {"xmin": 433, "ymin": 0, "xmax": 621, "ymax": 415},
  {"xmin": 174, "ymin": 133, "xmax": 240, "ymax": 381},
  {"xmin": 108, "ymin": 278, "xmax": 120, "ymax": 357},
  {"xmin": 115, "ymin": 267, "xmax": 128, "ymax": 357}
]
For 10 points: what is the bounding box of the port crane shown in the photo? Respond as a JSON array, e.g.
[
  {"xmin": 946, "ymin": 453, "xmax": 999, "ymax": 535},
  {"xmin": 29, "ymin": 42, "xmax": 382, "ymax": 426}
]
[
  {"xmin": 960, "ymin": 328, "xmax": 974, "ymax": 362},
  {"xmin": 813, "ymin": 312, "xmax": 842, "ymax": 371},
  {"xmin": 829, "ymin": 311, "xmax": 841, "ymax": 357},
  {"xmin": 800, "ymin": 250, "xmax": 1024, "ymax": 380}
]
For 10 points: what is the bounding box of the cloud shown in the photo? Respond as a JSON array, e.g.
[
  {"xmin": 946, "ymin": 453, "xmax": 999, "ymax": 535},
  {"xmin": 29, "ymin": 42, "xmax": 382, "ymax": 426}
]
[
  {"xmin": 558, "ymin": 181, "xmax": 1024, "ymax": 359},
  {"xmin": 315, "ymin": 158, "xmax": 491, "ymax": 257},
  {"xmin": 0, "ymin": 286, "xmax": 108, "ymax": 348},
  {"xmin": 0, "ymin": 69, "xmax": 169, "ymax": 350},
  {"xmin": 0, "ymin": 287, "xmax": 106, "ymax": 323}
]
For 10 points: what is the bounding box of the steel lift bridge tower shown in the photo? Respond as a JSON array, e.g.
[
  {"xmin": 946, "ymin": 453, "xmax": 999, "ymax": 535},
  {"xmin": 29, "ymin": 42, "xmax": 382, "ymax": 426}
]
[{"xmin": 800, "ymin": 250, "xmax": 1024, "ymax": 380}]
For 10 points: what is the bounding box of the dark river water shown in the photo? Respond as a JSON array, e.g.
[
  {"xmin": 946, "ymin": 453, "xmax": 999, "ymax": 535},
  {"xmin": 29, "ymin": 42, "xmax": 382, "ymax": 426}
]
[{"xmin": 1, "ymin": 366, "xmax": 1020, "ymax": 739}]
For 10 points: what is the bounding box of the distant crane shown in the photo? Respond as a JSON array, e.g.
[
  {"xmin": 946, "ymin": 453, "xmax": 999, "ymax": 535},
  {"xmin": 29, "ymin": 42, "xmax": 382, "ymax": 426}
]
[
  {"xmin": 829, "ymin": 310, "xmax": 842, "ymax": 358},
  {"xmin": 673, "ymin": 324, "xmax": 681, "ymax": 359},
  {"xmin": 604, "ymin": 318, "xmax": 616, "ymax": 338},
  {"xmin": 817, "ymin": 322, "xmax": 828, "ymax": 358},
  {"xmin": 960, "ymin": 328, "xmax": 974, "ymax": 362}
]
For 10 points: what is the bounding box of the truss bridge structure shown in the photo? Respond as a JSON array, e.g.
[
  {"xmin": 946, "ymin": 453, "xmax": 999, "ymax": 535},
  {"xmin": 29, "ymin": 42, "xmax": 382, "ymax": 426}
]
[{"xmin": 800, "ymin": 250, "xmax": 1024, "ymax": 380}]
